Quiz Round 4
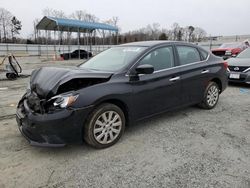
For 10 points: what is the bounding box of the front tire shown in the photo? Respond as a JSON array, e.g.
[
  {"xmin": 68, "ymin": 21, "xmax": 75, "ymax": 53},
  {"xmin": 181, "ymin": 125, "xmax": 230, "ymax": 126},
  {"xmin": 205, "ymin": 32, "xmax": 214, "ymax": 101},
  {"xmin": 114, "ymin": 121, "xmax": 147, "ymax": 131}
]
[
  {"xmin": 84, "ymin": 103, "xmax": 125, "ymax": 149},
  {"xmin": 199, "ymin": 82, "xmax": 220, "ymax": 109}
]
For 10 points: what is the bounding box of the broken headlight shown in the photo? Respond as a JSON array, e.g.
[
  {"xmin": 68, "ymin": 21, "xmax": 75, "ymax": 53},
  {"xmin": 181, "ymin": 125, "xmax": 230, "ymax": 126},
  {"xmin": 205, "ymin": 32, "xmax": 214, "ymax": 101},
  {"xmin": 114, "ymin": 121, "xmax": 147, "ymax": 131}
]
[{"xmin": 51, "ymin": 93, "xmax": 79, "ymax": 108}]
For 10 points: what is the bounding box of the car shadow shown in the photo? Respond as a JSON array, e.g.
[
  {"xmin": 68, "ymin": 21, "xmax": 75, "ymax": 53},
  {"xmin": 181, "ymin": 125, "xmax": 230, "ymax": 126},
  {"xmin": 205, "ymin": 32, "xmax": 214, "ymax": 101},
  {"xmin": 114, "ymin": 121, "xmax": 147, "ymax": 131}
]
[
  {"xmin": 27, "ymin": 106, "xmax": 200, "ymax": 156},
  {"xmin": 24, "ymin": 87, "xmax": 246, "ymax": 156},
  {"xmin": 229, "ymin": 82, "xmax": 250, "ymax": 89}
]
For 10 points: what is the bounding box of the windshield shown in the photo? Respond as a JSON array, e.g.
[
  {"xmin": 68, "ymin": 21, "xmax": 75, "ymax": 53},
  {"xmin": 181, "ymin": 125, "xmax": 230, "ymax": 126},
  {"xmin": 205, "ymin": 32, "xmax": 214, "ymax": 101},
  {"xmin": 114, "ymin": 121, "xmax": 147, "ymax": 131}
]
[
  {"xmin": 219, "ymin": 43, "xmax": 242, "ymax": 49},
  {"xmin": 79, "ymin": 46, "xmax": 146, "ymax": 72},
  {"xmin": 237, "ymin": 48, "xmax": 250, "ymax": 58}
]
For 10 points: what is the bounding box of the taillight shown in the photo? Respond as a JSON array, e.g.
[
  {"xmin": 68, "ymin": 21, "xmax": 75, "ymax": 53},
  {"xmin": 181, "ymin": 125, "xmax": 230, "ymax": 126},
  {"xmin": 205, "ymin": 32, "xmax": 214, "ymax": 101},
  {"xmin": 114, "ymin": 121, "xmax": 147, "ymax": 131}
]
[
  {"xmin": 223, "ymin": 61, "xmax": 230, "ymax": 72},
  {"xmin": 223, "ymin": 61, "xmax": 228, "ymax": 69}
]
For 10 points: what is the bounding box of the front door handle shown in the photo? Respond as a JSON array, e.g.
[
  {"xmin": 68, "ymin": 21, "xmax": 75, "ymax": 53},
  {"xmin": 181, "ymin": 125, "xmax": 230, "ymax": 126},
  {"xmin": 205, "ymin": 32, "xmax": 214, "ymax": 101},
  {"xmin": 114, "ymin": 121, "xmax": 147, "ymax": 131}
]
[
  {"xmin": 169, "ymin": 76, "xmax": 180, "ymax": 82},
  {"xmin": 201, "ymin": 70, "xmax": 209, "ymax": 74}
]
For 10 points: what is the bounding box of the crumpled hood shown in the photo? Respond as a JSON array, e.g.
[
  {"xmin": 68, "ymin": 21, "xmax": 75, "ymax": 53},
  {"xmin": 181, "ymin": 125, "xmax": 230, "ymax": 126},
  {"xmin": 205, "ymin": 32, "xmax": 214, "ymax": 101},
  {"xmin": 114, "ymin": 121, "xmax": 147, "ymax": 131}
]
[
  {"xmin": 30, "ymin": 66, "xmax": 113, "ymax": 98},
  {"xmin": 227, "ymin": 58, "xmax": 250, "ymax": 67}
]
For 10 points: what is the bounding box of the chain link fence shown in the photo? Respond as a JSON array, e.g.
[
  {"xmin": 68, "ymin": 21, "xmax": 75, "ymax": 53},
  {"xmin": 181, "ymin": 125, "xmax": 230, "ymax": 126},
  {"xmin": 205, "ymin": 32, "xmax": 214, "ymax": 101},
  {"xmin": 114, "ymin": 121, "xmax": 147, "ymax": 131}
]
[
  {"xmin": 0, "ymin": 41, "xmax": 238, "ymax": 58},
  {"xmin": 0, "ymin": 43, "xmax": 114, "ymax": 58}
]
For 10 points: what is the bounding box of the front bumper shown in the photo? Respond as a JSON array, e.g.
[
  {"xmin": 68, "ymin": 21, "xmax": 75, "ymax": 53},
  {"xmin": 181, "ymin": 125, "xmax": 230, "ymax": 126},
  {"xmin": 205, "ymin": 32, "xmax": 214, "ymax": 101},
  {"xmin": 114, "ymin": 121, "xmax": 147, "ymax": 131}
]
[
  {"xmin": 16, "ymin": 98, "xmax": 93, "ymax": 147},
  {"xmin": 228, "ymin": 71, "xmax": 250, "ymax": 84}
]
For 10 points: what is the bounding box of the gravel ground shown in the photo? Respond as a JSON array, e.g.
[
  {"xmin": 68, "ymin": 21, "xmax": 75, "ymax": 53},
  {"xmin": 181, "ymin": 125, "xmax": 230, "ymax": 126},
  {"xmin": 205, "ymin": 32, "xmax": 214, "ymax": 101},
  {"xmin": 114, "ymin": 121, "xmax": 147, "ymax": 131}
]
[{"xmin": 0, "ymin": 57, "xmax": 250, "ymax": 188}]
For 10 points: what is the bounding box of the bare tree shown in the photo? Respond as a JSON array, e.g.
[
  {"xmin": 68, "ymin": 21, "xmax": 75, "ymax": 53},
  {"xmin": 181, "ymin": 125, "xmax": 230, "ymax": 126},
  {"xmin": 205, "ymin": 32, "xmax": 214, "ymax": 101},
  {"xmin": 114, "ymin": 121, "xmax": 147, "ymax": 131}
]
[
  {"xmin": 159, "ymin": 33, "xmax": 167, "ymax": 40},
  {"xmin": 70, "ymin": 10, "xmax": 87, "ymax": 20},
  {"xmin": 103, "ymin": 16, "xmax": 120, "ymax": 44},
  {"xmin": 151, "ymin": 23, "xmax": 160, "ymax": 40},
  {"xmin": 11, "ymin": 16, "xmax": 22, "ymax": 42},
  {"xmin": 118, "ymin": 22, "xmax": 207, "ymax": 44},
  {"xmin": 181, "ymin": 27, "xmax": 189, "ymax": 41},
  {"xmin": 102, "ymin": 17, "xmax": 120, "ymax": 45},
  {"xmin": 85, "ymin": 13, "xmax": 99, "ymax": 22},
  {"xmin": 171, "ymin": 23, "xmax": 181, "ymax": 40},
  {"xmin": 177, "ymin": 28, "xmax": 184, "ymax": 41},
  {"xmin": 70, "ymin": 10, "xmax": 99, "ymax": 22},
  {"xmin": 193, "ymin": 27, "xmax": 207, "ymax": 42},
  {"xmin": 70, "ymin": 10, "xmax": 100, "ymax": 45},
  {"xmin": 0, "ymin": 8, "xmax": 13, "ymax": 43},
  {"xmin": 188, "ymin": 26, "xmax": 195, "ymax": 42},
  {"xmin": 32, "ymin": 18, "xmax": 40, "ymax": 43},
  {"xmin": 43, "ymin": 8, "xmax": 66, "ymax": 18}
]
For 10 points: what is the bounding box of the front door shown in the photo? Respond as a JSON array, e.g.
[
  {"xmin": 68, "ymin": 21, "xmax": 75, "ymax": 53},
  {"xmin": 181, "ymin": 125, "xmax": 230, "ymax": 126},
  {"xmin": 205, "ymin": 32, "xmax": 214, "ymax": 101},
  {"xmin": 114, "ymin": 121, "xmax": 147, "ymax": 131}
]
[{"xmin": 129, "ymin": 46, "xmax": 182, "ymax": 120}]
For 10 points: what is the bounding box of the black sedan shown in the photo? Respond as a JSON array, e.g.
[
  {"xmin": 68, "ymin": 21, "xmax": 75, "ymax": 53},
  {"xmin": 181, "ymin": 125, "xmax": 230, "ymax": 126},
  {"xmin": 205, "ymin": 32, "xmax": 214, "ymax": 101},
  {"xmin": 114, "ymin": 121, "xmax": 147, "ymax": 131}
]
[
  {"xmin": 16, "ymin": 41, "xmax": 228, "ymax": 148},
  {"xmin": 228, "ymin": 48, "xmax": 250, "ymax": 84},
  {"xmin": 60, "ymin": 49, "xmax": 92, "ymax": 60}
]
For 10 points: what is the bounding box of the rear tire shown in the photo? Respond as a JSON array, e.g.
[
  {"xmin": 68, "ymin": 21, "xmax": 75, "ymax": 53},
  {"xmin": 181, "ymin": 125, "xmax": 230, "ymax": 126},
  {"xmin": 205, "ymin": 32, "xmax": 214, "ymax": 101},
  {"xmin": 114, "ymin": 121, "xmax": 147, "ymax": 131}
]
[
  {"xmin": 199, "ymin": 81, "xmax": 220, "ymax": 109},
  {"xmin": 84, "ymin": 103, "xmax": 125, "ymax": 149}
]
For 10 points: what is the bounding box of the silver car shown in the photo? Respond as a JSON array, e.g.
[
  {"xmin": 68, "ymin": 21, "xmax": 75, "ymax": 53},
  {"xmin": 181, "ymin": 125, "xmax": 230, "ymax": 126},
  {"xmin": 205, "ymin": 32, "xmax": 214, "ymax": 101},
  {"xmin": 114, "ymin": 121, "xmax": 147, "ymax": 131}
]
[{"xmin": 228, "ymin": 48, "xmax": 250, "ymax": 84}]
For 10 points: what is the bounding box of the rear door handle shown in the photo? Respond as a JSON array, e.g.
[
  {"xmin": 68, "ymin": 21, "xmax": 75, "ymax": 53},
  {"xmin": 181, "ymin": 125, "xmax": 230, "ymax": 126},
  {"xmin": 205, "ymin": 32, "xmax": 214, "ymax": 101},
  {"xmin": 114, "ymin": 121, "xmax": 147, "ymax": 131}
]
[
  {"xmin": 201, "ymin": 70, "xmax": 209, "ymax": 74},
  {"xmin": 169, "ymin": 76, "xmax": 180, "ymax": 82}
]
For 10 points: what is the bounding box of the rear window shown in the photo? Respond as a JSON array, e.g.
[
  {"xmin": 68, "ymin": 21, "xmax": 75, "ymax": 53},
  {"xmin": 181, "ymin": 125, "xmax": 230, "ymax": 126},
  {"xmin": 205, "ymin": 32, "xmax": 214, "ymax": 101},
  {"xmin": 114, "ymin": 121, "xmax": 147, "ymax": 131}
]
[{"xmin": 176, "ymin": 46, "xmax": 201, "ymax": 65}]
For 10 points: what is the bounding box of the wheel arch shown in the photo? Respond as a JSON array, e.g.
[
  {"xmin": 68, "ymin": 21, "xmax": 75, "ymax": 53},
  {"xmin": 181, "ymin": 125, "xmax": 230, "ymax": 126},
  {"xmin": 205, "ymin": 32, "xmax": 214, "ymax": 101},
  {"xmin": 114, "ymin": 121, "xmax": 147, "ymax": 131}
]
[
  {"xmin": 81, "ymin": 98, "xmax": 129, "ymax": 147},
  {"xmin": 98, "ymin": 99, "xmax": 130, "ymax": 127}
]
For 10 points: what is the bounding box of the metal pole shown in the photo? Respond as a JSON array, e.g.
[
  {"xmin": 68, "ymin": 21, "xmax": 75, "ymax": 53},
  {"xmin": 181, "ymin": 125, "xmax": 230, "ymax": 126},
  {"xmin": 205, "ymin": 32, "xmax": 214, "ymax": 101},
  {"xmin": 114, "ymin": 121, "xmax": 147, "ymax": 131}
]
[
  {"xmin": 53, "ymin": 30, "xmax": 57, "ymax": 59},
  {"xmin": 109, "ymin": 31, "xmax": 111, "ymax": 46},
  {"xmin": 102, "ymin": 30, "xmax": 105, "ymax": 50},
  {"xmin": 46, "ymin": 30, "xmax": 49, "ymax": 60},
  {"xmin": 6, "ymin": 43, "xmax": 9, "ymax": 55},
  {"xmin": 89, "ymin": 31, "xmax": 92, "ymax": 58},
  {"xmin": 68, "ymin": 27, "xmax": 70, "ymax": 59},
  {"xmin": 37, "ymin": 30, "xmax": 39, "ymax": 57},
  {"xmin": 116, "ymin": 31, "xmax": 118, "ymax": 45},
  {"xmin": 90, "ymin": 31, "xmax": 92, "ymax": 52},
  {"xmin": 86, "ymin": 31, "xmax": 89, "ymax": 58},
  {"xmin": 86, "ymin": 31, "xmax": 88, "ymax": 47},
  {"xmin": 58, "ymin": 26, "xmax": 61, "ymax": 52},
  {"xmin": 209, "ymin": 35, "xmax": 212, "ymax": 50},
  {"xmin": 78, "ymin": 28, "xmax": 80, "ymax": 59}
]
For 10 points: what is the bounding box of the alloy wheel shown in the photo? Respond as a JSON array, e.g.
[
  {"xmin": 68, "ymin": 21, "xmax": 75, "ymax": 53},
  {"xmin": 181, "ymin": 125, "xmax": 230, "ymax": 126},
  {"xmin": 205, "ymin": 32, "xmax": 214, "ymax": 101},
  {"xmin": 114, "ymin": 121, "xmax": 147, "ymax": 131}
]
[
  {"xmin": 93, "ymin": 111, "xmax": 122, "ymax": 144},
  {"xmin": 206, "ymin": 85, "xmax": 219, "ymax": 107}
]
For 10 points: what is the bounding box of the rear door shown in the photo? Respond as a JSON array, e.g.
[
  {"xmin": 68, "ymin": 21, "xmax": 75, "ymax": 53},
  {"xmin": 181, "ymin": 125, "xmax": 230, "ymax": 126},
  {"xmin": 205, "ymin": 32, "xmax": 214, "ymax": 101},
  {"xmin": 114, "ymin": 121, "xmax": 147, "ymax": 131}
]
[{"xmin": 174, "ymin": 45, "xmax": 212, "ymax": 105}]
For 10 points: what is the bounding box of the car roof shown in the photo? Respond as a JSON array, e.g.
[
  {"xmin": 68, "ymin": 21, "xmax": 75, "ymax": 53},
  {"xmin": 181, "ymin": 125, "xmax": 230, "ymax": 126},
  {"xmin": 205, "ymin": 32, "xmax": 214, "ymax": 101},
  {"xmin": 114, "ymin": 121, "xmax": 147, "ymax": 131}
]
[{"xmin": 119, "ymin": 40, "xmax": 199, "ymax": 48}]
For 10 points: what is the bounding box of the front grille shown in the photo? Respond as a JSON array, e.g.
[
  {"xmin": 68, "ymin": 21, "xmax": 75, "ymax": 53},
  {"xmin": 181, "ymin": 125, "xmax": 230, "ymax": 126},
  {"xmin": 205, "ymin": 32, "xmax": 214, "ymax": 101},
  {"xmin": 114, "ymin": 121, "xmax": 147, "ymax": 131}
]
[
  {"xmin": 212, "ymin": 51, "xmax": 225, "ymax": 56},
  {"xmin": 228, "ymin": 66, "xmax": 249, "ymax": 72}
]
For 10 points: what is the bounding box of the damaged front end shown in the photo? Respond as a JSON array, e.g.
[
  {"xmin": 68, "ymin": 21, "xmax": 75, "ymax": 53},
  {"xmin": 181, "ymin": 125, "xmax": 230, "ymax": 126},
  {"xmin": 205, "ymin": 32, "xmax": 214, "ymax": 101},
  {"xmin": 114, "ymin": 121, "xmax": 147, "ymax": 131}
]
[
  {"xmin": 23, "ymin": 90, "xmax": 79, "ymax": 114},
  {"xmin": 24, "ymin": 66, "xmax": 112, "ymax": 114},
  {"xmin": 16, "ymin": 66, "xmax": 112, "ymax": 146}
]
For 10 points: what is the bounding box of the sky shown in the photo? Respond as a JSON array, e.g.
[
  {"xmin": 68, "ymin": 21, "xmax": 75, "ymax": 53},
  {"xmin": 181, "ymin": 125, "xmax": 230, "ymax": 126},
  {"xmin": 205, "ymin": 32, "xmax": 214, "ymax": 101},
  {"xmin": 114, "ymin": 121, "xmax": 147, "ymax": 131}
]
[{"xmin": 1, "ymin": 0, "xmax": 250, "ymax": 38}]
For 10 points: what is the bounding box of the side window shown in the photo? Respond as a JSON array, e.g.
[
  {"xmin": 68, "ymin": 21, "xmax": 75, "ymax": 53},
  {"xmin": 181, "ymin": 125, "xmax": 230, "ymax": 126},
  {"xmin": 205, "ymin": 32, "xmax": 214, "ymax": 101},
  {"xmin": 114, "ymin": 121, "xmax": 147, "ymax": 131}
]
[
  {"xmin": 139, "ymin": 47, "xmax": 174, "ymax": 71},
  {"xmin": 176, "ymin": 46, "xmax": 201, "ymax": 65},
  {"xmin": 200, "ymin": 49, "xmax": 209, "ymax": 60}
]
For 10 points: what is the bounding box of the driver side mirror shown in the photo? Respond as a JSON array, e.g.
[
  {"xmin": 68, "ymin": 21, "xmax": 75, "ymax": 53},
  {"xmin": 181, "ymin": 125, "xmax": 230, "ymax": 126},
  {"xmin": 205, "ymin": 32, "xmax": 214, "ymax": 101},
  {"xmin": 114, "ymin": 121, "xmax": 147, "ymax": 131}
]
[{"xmin": 135, "ymin": 64, "xmax": 154, "ymax": 75}]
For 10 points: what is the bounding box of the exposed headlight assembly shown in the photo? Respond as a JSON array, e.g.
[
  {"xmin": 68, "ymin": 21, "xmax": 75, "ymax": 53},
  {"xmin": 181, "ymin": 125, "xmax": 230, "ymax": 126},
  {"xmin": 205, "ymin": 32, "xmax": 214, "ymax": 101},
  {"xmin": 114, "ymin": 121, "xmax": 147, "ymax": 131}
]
[{"xmin": 51, "ymin": 93, "xmax": 79, "ymax": 108}]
